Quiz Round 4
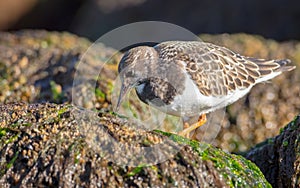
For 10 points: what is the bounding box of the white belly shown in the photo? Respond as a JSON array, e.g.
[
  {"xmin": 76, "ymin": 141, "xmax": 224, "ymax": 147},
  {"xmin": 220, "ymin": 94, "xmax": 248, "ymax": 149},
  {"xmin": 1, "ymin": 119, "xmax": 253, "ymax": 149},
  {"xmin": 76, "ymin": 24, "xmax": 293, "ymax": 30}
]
[{"xmin": 145, "ymin": 77, "xmax": 251, "ymax": 117}]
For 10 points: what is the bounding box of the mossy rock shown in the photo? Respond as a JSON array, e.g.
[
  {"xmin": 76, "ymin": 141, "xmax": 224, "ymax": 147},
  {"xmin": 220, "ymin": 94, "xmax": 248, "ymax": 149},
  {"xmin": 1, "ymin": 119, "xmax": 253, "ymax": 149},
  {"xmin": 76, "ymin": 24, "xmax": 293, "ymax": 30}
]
[
  {"xmin": 246, "ymin": 115, "xmax": 300, "ymax": 187},
  {"xmin": 0, "ymin": 102, "xmax": 270, "ymax": 187}
]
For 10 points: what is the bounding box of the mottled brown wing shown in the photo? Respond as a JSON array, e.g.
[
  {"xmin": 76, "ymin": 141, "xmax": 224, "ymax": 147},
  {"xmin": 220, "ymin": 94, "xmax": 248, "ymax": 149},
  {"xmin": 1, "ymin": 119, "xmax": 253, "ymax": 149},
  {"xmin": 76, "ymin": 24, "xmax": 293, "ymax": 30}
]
[{"xmin": 155, "ymin": 41, "xmax": 286, "ymax": 97}]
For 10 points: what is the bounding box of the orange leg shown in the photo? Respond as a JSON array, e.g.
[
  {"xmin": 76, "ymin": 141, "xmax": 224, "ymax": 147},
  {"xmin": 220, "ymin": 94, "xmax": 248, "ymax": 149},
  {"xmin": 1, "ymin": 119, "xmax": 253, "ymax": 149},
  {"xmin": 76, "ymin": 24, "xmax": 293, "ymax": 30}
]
[{"xmin": 179, "ymin": 114, "xmax": 207, "ymax": 138}]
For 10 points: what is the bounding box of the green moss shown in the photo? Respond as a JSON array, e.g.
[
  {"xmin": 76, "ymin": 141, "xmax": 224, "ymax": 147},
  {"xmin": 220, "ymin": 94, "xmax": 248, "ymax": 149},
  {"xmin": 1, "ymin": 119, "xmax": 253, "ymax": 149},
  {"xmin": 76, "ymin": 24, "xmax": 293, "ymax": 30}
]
[
  {"xmin": 108, "ymin": 165, "xmax": 113, "ymax": 171},
  {"xmin": 167, "ymin": 176, "xmax": 175, "ymax": 184},
  {"xmin": 154, "ymin": 130, "xmax": 271, "ymax": 187},
  {"xmin": 126, "ymin": 164, "xmax": 146, "ymax": 177},
  {"xmin": 149, "ymin": 165, "xmax": 158, "ymax": 172},
  {"xmin": 57, "ymin": 106, "xmax": 70, "ymax": 118},
  {"xmin": 267, "ymin": 138, "xmax": 275, "ymax": 144},
  {"xmin": 283, "ymin": 140, "xmax": 289, "ymax": 147},
  {"xmin": 50, "ymin": 80, "xmax": 64, "ymax": 103},
  {"xmin": 22, "ymin": 122, "xmax": 32, "ymax": 127},
  {"xmin": 0, "ymin": 151, "xmax": 19, "ymax": 176},
  {"xmin": 0, "ymin": 128, "xmax": 20, "ymax": 146},
  {"xmin": 67, "ymin": 138, "xmax": 85, "ymax": 165},
  {"xmin": 6, "ymin": 151, "xmax": 19, "ymax": 169},
  {"xmin": 10, "ymin": 122, "xmax": 20, "ymax": 128},
  {"xmin": 281, "ymin": 115, "xmax": 300, "ymax": 133},
  {"xmin": 107, "ymin": 81, "xmax": 114, "ymax": 95},
  {"xmin": 95, "ymin": 88, "xmax": 106, "ymax": 99},
  {"xmin": 279, "ymin": 127, "xmax": 284, "ymax": 134},
  {"xmin": 74, "ymin": 150, "xmax": 81, "ymax": 164},
  {"xmin": 8, "ymin": 119, "xmax": 31, "ymax": 129},
  {"xmin": 110, "ymin": 111, "xmax": 128, "ymax": 119},
  {"xmin": 5, "ymin": 133, "xmax": 20, "ymax": 144},
  {"xmin": 141, "ymin": 138, "xmax": 153, "ymax": 146},
  {"xmin": 154, "ymin": 130, "xmax": 187, "ymax": 143},
  {"xmin": 0, "ymin": 128, "xmax": 7, "ymax": 137},
  {"xmin": 289, "ymin": 116, "xmax": 299, "ymax": 130}
]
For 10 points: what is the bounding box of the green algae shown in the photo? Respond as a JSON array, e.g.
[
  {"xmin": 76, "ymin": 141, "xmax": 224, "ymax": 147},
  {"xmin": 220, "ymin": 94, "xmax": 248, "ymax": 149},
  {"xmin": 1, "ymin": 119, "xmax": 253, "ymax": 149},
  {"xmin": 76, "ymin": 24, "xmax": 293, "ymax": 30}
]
[
  {"xmin": 0, "ymin": 151, "xmax": 19, "ymax": 176},
  {"xmin": 95, "ymin": 88, "xmax": 106, "ymax": 99},
  {"xmin": 283, "ymin": 140, "xmax": 289, "ymax": 147},
  {"xmin": 50, "ymin": 80, "xmax": 64, "ymax": 103},
  {"xmin": 0, "ymin": 128, "xmax": 7, "ymax": 137},
  {"xmin": 155, "ymin": 130, "xmax": 271, "ymax": 187},
  {"xmin": 126, "ymin": 164, "xmax": 147, "ymax": 177},
  {"xmin": 6, "ymin": 151, "xmax": 19, "ymax": 169}
]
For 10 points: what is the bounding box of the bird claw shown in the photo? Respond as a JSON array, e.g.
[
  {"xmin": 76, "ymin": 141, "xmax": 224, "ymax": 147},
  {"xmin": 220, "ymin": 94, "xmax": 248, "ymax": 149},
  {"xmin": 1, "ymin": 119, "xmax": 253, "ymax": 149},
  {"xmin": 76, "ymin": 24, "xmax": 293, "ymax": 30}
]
[{"xmin": 178, "ymin": 114, "xmax": 207, "ymax": 139}]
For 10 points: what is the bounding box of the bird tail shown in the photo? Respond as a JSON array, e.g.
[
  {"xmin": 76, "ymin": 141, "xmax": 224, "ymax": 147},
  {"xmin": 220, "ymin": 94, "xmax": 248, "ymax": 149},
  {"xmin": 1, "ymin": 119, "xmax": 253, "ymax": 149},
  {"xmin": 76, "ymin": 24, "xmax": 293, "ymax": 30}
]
[
  {"xmin": 244, "ymin": 57, "xmax": 296, "ymax": 83},
  {"xmin": 274, "ymin": 59, "xmax": 296, "ymax": 72},
  {"xmin": 245, "ymin": 57, "xmax": 296, "ymax": 75}
]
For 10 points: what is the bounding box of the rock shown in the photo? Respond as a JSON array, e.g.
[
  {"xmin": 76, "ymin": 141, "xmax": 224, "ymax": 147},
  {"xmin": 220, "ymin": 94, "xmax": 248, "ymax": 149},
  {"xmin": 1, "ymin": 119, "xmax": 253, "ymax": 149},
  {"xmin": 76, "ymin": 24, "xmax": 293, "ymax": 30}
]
[
  {"xmin": 0, "ymin": 30, "xmax": 119, "ymax": 107},
  {"xmin": 246, "ymin": 115, "xmax": 300, "ymax": 188},
  {"xmin": 0, "ymin": 102, "xmax": 270, "ymax": 187}
]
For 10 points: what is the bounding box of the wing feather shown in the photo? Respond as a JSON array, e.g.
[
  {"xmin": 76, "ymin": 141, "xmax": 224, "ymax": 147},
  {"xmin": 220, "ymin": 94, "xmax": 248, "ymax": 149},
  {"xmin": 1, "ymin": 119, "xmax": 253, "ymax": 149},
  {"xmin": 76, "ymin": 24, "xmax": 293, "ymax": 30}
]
[{"xmin": 155, "ymin": 41, "xmax": 294, "ymax": 97}]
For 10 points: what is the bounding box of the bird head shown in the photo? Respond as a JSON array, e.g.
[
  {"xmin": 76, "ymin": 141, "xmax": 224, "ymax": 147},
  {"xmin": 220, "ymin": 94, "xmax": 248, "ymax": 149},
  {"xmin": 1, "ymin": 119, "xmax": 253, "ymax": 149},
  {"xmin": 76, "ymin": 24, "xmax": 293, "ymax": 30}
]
[{"xmin": 116, "ymin": 46, "xmax": 158, "ymax": 111}]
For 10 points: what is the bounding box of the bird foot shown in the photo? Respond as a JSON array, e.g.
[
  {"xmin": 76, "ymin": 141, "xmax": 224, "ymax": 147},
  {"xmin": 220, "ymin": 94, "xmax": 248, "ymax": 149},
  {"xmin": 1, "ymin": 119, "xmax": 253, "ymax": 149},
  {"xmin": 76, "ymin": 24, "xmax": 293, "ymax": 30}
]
[{"xmin": 178, "ymin": 114, "xmax": 207, "ymax": 138}]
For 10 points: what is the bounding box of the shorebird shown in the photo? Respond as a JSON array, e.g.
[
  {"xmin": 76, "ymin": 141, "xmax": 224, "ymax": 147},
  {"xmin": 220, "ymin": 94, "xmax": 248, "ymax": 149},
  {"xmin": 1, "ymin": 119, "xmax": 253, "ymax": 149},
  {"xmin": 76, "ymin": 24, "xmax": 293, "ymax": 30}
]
[{"xmin": 116, "ymin": 41, "xmax": 295, "ymax": 138}]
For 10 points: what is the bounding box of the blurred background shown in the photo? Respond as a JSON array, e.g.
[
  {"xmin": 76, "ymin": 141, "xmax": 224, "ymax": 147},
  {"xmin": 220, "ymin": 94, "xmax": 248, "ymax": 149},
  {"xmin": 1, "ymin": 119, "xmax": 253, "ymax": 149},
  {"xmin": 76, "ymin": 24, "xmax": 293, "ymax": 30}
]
[{"xmin": 1, "ymin": 0, "xmax": 300, "ymax": 41}]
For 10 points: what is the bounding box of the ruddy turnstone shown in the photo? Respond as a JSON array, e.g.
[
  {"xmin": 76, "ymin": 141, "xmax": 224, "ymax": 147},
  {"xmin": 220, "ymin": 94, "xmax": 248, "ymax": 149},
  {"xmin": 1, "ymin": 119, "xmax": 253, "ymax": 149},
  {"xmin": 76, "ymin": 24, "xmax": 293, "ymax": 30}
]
[{"xmin": 116, "ymin": 41, "xmax": 295, "ymax": 137}]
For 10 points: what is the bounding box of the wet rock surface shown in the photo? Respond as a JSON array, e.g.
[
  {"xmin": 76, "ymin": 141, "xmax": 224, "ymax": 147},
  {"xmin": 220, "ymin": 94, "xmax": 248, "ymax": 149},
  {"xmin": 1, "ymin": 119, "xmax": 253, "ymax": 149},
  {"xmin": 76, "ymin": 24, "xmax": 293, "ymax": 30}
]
[
  {"xmin": 0, "ymin": 30, "xmax": 299, "ymax": 187},
  {"xmin": 0, "ymin": 102, "xmax": 270, "ymax": 187}
]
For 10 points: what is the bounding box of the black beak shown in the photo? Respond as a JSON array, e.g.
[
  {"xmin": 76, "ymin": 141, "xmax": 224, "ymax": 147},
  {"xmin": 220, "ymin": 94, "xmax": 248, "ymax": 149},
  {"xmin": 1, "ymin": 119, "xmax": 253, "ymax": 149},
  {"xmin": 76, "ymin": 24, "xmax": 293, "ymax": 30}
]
[{"xmin": 115, "ymin": 84, "xmax": 130, "ymax": 112}]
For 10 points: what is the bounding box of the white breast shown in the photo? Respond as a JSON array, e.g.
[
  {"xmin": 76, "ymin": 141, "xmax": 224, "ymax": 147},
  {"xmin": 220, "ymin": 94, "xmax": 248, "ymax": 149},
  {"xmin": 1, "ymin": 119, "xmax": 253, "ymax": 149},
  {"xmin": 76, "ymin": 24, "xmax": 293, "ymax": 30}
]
[{"xmin": 144, "ymin": 76, "xmax": 252, "ymax": 118}]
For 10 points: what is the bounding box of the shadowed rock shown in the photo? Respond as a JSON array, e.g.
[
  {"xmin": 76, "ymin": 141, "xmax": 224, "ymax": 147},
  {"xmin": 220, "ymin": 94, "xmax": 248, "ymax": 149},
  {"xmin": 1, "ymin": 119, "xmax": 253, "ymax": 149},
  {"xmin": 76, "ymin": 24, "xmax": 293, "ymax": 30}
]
[{"xmin": 246, "ymin": 115, "xmax": 300, "ymax": 188}]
